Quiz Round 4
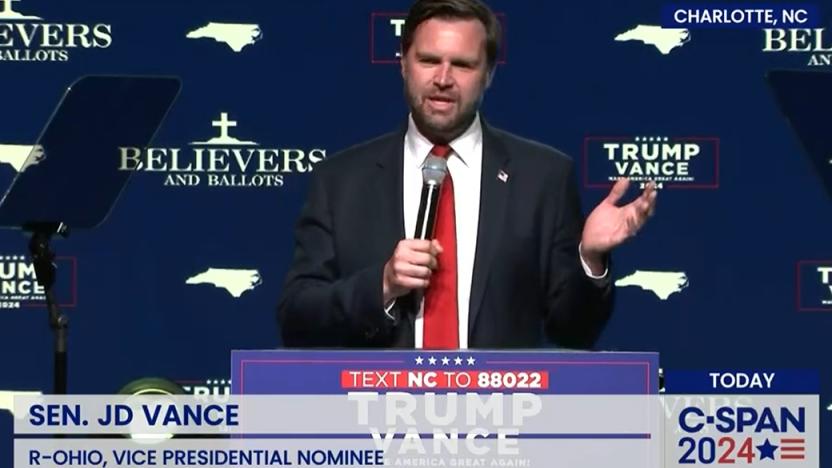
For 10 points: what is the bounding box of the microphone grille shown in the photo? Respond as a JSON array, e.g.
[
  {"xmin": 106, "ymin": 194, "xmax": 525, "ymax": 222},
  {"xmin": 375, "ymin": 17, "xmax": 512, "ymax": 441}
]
[{"xmin": 422, "ymin": 155, "xmax": 447, "ymax": 184}]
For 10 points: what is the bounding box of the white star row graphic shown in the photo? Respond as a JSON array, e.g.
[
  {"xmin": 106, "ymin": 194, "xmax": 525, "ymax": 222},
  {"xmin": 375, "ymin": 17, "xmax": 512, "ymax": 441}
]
[
  {"xmin": 633, "ymin": 136, "xmax": 670, "ymax": 142},
  {"xmin": 414, "ymin": 356, "xmax": 476, "ymax": 366}
]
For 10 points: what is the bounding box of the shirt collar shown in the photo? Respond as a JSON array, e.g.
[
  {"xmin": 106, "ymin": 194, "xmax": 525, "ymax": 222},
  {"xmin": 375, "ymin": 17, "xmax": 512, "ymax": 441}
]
[{"xmin": 405, "ymin": 113, "xmax": 482, "ymax": 169}]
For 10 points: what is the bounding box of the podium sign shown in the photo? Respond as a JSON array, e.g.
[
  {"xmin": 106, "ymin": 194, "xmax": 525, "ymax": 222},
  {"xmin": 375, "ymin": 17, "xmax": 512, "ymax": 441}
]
[
  {"xmin": 231, "ymin": 349, "xmax": 662, "ymax": 468},
  {"xmin": 232, "ymin": 349, "xmax": 659, "ymax": 395}
]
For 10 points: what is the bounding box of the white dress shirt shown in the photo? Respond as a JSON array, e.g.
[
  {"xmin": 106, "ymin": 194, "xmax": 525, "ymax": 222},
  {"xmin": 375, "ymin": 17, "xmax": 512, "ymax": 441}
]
[
  {"xmin": 394, "ymin": 114, "xmax": 607, "ymax": 349},
  {"xmin": 404, "ymin": 114, "xmax": 482, "ymax": 349}
]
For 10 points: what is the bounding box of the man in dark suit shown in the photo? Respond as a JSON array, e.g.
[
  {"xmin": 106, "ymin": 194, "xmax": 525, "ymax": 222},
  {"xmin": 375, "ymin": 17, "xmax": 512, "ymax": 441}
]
[{"xmin": 277, "ymin": 0, "xmax": 656, "ymax": 349}]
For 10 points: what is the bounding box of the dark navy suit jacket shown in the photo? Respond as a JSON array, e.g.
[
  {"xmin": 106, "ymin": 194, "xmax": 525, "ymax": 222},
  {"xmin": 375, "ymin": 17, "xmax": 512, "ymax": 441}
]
[{"xmin": 277, "ymin": 120, "xmax": 613, "ymax": 349}]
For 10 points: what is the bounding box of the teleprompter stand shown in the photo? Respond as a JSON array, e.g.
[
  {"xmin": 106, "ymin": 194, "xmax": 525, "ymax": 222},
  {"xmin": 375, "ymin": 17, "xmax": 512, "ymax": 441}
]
[
  {"xmin": 0, "ymin": 76, "xmax": 181, "ymax": 394},
  {"xmin": 27, "ymin": 222, "xmax": 70, "ymax": 394}
]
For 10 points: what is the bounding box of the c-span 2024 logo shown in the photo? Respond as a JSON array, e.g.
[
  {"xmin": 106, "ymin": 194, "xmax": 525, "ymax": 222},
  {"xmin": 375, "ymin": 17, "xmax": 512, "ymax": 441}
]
[
  {"xmin": 677, "ymin": 404, "xmax": 806, "ymax": 463},
  {"xmin": 666, "ymin": 371, "xmax": 817, "ymax": 466}
]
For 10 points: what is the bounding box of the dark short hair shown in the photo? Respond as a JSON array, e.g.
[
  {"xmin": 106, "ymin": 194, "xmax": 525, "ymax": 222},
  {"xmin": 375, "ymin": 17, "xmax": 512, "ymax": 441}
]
[{"xmin": 401, "ymin": 0, "xmax": 501, "ymax": 70}]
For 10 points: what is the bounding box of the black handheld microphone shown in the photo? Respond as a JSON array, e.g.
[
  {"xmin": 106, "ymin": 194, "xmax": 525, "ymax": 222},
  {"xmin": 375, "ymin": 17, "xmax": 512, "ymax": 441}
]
[{"xmin": 413, "ymin": 155, "xmax": 448, "ymax": 239}]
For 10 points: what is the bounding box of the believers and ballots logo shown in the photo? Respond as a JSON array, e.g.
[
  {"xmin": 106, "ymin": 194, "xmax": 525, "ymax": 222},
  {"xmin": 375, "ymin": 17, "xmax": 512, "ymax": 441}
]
[
  {"xmin": 118, "ymin": 111, "xmax": 326, "ymax": 189},
  {"xmin": 370, "ymin": 11, "xmax": 508, "ymax": 64},
  {"xmin": 0, "ymin": 0, "xmax": 113, "ymax": 62},
  {"xmin": 796, "ymin": 260, "xmax": 832, "ymax": 311},
  {"xmin": 663, "ymin": 370, "xmax": 819, "ymax": 466},
  {"xmin": 583, "ymin": 135, "xmax": 719, "ymax": 189},
  {"xmin": 762, "ymin": 23, "xmax": 832, "ymax": 67},
  {"xmin": 0, "ymin": 254, "xmax": 76, "ymax": 309}
]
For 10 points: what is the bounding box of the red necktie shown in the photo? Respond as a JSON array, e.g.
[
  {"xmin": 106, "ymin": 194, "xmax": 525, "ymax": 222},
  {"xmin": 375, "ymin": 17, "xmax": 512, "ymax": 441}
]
[{"xmin": 423, "ymin": 144, "xmax": 459, "ymax": 349}]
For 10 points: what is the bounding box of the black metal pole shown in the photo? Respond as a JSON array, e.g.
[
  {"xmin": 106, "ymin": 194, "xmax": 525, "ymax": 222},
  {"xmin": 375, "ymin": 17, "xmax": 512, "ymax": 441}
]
[
  {"xmin": 28, "ymin": 228, "xmax": 69, "ymax": 395},
  {"xmin": 48, "ymin": 290, "xmax": 68, "ymax": 395}
]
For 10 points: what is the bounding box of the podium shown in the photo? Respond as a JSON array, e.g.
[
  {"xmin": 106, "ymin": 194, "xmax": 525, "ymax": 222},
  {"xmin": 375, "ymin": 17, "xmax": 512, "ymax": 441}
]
[
  {"xmin": 229, "ymin": 350, "xmax": 661, "ymax": 468},
  {"xmin": 232, "ymin": 349, "xmax": 659, "ymax": 394}
]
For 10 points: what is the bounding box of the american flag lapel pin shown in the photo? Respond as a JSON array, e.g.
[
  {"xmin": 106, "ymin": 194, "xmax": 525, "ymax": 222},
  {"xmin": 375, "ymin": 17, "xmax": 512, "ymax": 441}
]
[{"xmin": 497, "ymin": 170, "xmax": 508, "ymax": 183}]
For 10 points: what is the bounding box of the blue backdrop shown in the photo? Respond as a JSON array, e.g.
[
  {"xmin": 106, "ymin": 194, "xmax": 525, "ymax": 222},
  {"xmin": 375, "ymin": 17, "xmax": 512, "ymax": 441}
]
[{"xmin": 1, "ymin": 0, "xmax": 830, "ymax": 463}]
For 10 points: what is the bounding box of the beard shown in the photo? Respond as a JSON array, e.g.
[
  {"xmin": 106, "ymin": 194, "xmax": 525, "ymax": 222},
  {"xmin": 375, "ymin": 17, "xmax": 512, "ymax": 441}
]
[{"xmin": 404, "ymin": 80, "xmax": 482, "ymax": 143}]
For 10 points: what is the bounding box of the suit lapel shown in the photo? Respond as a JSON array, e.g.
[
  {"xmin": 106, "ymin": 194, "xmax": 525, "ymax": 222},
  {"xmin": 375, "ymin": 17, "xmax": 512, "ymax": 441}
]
[
  {"xmin": 468, "ymin": 122, "xmax": 511, "ymax": 337},
  {"xmin": 374, "ymin": 124, "xmax": 408, "ymax": 245},
  {"xmin": 373, "ymin": 124, "xmax": 416, "ymax": 347}
]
